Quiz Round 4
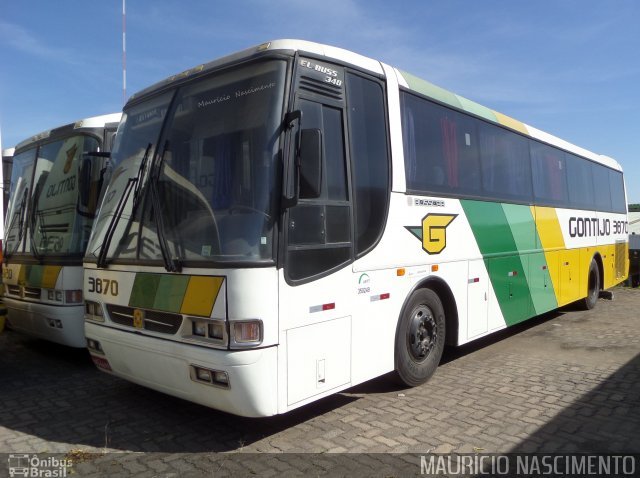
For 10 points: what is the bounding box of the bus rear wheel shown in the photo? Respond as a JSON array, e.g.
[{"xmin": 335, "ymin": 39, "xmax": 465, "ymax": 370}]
[
  {"xmin": 582, "ymin": 259, "xmax": 600, "ymax": 310},
  {"xmin": 394, "ymin": 288, "xmax": 446, "ymax": 387}
]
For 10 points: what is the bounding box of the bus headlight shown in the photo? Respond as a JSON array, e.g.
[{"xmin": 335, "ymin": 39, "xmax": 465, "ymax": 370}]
[
  {"xmin": 190, "ymin": 365, "xmax": 230, "ymax": 389},
  {"xmin": 192, "ymin": 321, "xmax": 207, "ymax": 337},
  {"xmin": 46, "ymin": 289, "xmax": 64, "ymax": 302},
  {"xmin": 85, "ymin": 300, "xmax": 105, "ymax": 322},
  {"xmin": 208, "ymin": 322, "xmax": 225, "ymax": 340},
  {"xmin": 230, "ymin": 319, "xmax": 263, "ymax": 348},
  {"xmin": 185, "ymin": 318, "xmax": 228, "ymax": 347}
]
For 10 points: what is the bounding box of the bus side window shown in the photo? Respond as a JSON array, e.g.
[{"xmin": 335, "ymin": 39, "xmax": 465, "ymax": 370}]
[
  {"xmin": 345, "ymin": 72, "xmax": 390, "ymax": 257},
  {"xmin": 286, "ymin": 99, "xmax": 352, "ymax": 283}
]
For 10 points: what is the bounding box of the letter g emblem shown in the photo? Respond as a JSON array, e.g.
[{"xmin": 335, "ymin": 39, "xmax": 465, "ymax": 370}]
[{"xmin": 421, "ymin": 214, "xmax": 457, "ymax": 254}]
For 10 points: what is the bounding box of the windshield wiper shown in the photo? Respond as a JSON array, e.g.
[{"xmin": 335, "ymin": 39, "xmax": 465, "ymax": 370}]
[
  {"xmin": 132, "ymin": 143, "xmax": 152, "ymax": 208},
  {"xmin": 4, "ymin": 187, "xmax": 29, "ymax": 261},
  {"xmin": 149, "ymin": 140, "xmax": 182, "ymax": 273},
  {"xmin": 28, "ymin": 182, "xmax": 45, "ymax": 262},
  {"xmin": 96, "ymin": 143, "xmax": 152, "ymax": 268},
  {"xmin": 28, "ymin": 212, "xmax": 43, "ymax": 262}
]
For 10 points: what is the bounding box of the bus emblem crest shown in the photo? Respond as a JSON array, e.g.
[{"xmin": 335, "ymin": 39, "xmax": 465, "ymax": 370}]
[
  {"xmin": 405, "ymin": 213, "xmax": 457, "ymax": 255},
  {"xmin": 133, "ymin": 309, "xmax": 144, "ymax": 329}
]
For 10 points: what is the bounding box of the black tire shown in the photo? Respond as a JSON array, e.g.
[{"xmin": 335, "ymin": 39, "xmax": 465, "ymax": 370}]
[
  {"xmin": 394, "ymin": 288, "xmax": 446, "ymax": 387},
  {"xmin": 581, "ymin": 259, "xmax": 600, "ymax": 310}
]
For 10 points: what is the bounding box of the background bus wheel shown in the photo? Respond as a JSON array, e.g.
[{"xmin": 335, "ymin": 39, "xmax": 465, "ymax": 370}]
[
  {"xmin": 582, "ymin": 259, "xmax": 600, "ymax": 310},
  {"xmin": 395, "ymin": 288, "xmax": 446, "ymax": 387}
]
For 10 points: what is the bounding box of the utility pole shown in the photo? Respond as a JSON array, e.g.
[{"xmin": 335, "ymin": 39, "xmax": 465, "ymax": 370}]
[{"xmin": 122, "ymin": 0, "xmax": 127, "ymax": 105}]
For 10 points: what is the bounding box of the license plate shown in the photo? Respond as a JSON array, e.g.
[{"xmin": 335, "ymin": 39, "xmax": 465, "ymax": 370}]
[{"xmin": 91, "ymin": 355, "xmax": 112, "ymax": 372}]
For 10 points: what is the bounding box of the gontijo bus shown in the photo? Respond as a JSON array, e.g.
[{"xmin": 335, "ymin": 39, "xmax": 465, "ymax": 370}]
[
  {"xmin": 3, "ymin": 113, "xmax": 121, "ymax": 347},
  {"xmin": 83, "ymin": 40, "xmax": 628, "ymax": 417}
]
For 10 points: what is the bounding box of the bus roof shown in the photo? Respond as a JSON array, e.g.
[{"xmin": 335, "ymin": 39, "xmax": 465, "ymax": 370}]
[
  {"xmin": 127, "ymin": 39, "xmax": 621, "ymax": 172},
  {"xmin": 13, "ymin": 112, "xmax": 121, "ymax": 152}
]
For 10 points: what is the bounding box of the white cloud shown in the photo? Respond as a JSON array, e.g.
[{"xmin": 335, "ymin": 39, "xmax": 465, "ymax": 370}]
[{"xmin": 0, "ymin": 21, "xmax": 79, "ymax": 65}]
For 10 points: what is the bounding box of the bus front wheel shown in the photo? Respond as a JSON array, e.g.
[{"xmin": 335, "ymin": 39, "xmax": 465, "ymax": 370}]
[
  {"xmin": 582, "ymin": 259, "xmax": 600, "ymax": 310},
  {"xmin": 394, "ymin": 288, "xmax": 446, "ymax": 387}
]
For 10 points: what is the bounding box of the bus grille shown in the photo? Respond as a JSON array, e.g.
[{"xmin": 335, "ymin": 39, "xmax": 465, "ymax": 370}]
[
  {"xmin": 106, "ymin": 305, "xmax": 183, "ymax": 335},
  {"xmin": 6, "ymin": 285, "xmax": 41, "ymax": 299}
]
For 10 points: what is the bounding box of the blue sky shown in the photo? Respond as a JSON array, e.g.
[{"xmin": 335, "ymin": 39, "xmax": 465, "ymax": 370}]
[{"xmin": 1, "ymin": 0, "xmax": 639, "ymax": 201}]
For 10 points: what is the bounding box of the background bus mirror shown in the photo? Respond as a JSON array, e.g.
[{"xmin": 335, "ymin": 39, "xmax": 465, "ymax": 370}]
[
  {"xmin": 78, "ymin": 152, "xmax": 111, "ymax": 216},
  {"xmin": 299, "ymin": 128, "xmax": 322, "ymax": 199},
  {"xmin": 79, "ymin": 157, "xmax": 93, "ymax": 208}
]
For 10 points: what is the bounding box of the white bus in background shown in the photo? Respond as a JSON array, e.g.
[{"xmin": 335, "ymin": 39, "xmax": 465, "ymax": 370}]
[
  {"xmin": 83, "ymin": 40, "xmax": 627, "ymax": 417},
  {"xmin": 3, "ymin": 113, "xmax": 120, "ymax": 346},
  {"xmin": 1, "ymin": 144, "xmax": 12, "ymax": 258},
  {"xmin": 2, "ymin": 147, "xmax": 15, "ymax": 223}
]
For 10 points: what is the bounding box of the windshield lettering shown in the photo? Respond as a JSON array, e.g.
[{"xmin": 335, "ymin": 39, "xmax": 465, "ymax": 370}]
[{"xmin": 46, "ymin": 175, "xmax": 76, "ymax": 197}]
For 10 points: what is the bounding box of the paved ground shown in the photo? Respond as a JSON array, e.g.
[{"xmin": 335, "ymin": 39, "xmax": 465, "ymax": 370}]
[{"xmin": 0, "ymin": 287, "xmax": 638, "ymax": 476}]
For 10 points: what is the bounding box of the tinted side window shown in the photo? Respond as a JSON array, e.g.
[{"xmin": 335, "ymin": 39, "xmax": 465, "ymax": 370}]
[
  {"xmin": 592, "ymin": 164, "xmax": 612, "ymax": 212},
  {"xmin": 530, "ymin": 141, "xmax": 568, "ymax": 207},
  {"xmin": 346, "ymin": 73, "xmax": 389, "ymax": 256},
  {"xmin": 298, "ymin": 100, "xmax": 348, "ymax": 201},
  {"xmin": 478, "ymin": 122, "xmax": 532, "ymax": 202},
  {"xmin": 402, "ymin": 93, "xmax": 481, "ymax": 197},
  {"xmin": 286, "ymin": 99, "xmax": 351, "ymax": 282},
  {"xmin": 609, "ymin": 170, "xmax": 626, "ymax": 213},
  {"xmin": 566, "ymin": 153, "xmax": 595, "ymax": 210}
]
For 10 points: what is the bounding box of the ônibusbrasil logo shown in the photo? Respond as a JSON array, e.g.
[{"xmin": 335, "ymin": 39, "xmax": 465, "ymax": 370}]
[{"xmin": 8, "ymin": 454, "xmax": 71, "ymax": 477}]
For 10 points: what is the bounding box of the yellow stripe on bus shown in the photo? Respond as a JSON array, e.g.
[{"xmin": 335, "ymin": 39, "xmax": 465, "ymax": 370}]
[
  {"xmin": 531, "ymin": 206, "xmax": 565, "ymax": 304},
  {"xmin": 180, "ymin": 276, "xmax": 224, "ymax": 317},
  {"xmin": 41, "ymin": 266, "xmax": 62, "ymax": 289},
  {"xmin": 494, "ymin": 111, "xmax": 529, "ymax": 135}
]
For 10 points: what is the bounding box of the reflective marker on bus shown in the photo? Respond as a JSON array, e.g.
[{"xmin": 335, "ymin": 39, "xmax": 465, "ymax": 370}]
[{"xmin": 83, "ymin": 40, "xmax": 628, "ymax": 417}]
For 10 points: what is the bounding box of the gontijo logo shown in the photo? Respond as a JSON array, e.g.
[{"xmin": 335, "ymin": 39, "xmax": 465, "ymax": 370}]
[{"xmin": 405, "ymin": 213, "xmax": 458, "ymax": 254}]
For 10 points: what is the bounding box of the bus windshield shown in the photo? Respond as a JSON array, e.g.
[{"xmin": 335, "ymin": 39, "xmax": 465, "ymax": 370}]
[
  {"xmin": 6, "ymin": 135, "xmax": 100, "ymax": 257},
  {"xmin": 4, "ymin": 148, "xmax": 36, "ymax": 256},
  {"xmin": 87, "ymin": 59, "xmax": 287, "ymax": 266}
]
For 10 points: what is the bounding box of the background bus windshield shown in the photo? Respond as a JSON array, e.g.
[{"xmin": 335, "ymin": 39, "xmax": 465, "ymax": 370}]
[{"xmin": 5, "ymin": 135, "xmax": 100, "ymax": 257}]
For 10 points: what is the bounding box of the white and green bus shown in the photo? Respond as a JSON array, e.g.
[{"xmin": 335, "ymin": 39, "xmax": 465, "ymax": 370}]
[
  {"xmin": 3, "ymin": 113, "xmax": 121, "ymax": 347},
  {"xmin": 83, "ymin": 40, "xmax": 628, "ymax": 417}
]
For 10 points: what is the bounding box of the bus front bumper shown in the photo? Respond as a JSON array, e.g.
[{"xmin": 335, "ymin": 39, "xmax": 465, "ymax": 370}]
[
  {"xmin": 3, "ymin": 297, "xmax": 85, "ymax": 347},
  {"xmin": 85, "ymin": 321, "xmax": 279, "ymax": 417}
]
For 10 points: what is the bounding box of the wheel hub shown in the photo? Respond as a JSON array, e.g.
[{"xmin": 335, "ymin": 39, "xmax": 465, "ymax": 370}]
[{"xmin": 408, "ymin": 305, "xmax": 437, "ymax": 361}]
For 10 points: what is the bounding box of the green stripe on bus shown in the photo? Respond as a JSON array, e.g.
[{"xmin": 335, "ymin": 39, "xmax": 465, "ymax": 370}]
[
  {"xmin": 399, "ymin": 70, "xmax": 463, "ymax": 110},
  {"xmin": 129, "ymin": 273, "xmax": 161, "ymax": 309},
  {"xmin": 457, "ymin": 97, "xmax": 498, "ymax": 123},
  {"xmin": 154, "ymin": 274, "xmax": 190, "ymax": 313},
  {"xmin": 461, "ymin": 200, "xmax": 535, "ymax": 325},
  {"xmin": 27, "ymin": 266, "xmax": 44, "ymax": 288},
  {"xmin": 501, "ymin": 204, "xmax": 558, "ymax": 315}
]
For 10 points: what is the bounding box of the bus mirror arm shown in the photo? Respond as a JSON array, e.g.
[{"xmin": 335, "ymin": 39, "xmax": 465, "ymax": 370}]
[{"xmin": 77, "ymin": 152, "xmax": 112, "ymax": 215}]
